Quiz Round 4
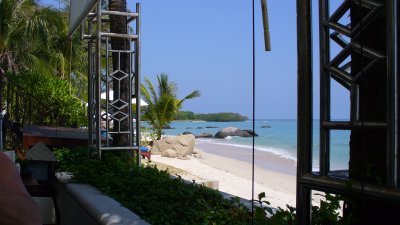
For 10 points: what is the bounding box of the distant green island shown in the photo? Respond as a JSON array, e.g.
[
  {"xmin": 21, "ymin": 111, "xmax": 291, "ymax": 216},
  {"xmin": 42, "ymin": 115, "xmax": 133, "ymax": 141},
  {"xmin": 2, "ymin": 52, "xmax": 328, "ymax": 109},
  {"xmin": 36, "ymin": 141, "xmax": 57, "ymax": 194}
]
[{"xmin": 175, "ymin": 111, "xmax": 248, "ymax": 122}]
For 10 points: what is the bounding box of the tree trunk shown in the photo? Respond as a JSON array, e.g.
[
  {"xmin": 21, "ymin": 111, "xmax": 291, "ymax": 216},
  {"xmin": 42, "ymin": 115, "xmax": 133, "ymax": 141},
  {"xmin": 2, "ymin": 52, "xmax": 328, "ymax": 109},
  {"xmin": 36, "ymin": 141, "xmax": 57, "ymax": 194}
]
[
  {"xmin": 347, "ymin": 1, "xmax": 400, "ymax": 224},
  {"xmin": 108, "ymin": 0, "xmax": 130, "ymax": 146}
]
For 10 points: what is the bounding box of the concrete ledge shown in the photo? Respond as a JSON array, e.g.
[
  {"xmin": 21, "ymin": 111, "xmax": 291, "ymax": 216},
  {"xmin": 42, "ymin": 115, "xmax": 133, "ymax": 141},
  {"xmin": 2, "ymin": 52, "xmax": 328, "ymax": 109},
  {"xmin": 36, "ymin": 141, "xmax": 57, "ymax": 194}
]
[{"xmin": 58, "ymin": 182, "xmax": 150, "ymax": 225}]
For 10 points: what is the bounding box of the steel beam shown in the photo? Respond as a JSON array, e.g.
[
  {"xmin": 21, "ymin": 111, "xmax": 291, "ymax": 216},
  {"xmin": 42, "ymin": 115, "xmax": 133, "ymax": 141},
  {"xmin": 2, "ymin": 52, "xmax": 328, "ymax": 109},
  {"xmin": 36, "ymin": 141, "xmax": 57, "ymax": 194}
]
[
  {"xmin": 100, "ymin": 32, "xmax": 138, "ymax": 39},
  {"xmin": 319, "ymin": 0, "xmax": 330, "ymax": 177},
  {"xmin": 321, "ymin": 121, "xmax": 387, "ymax": 129},
  {"xmin": 101, "ymin": 10, "xmax": 138, "ymax": 18},
  {"xmin": 96, "ymin": 2, "xmax": 102, "ymax": 159},
  {"xmin": 296, "ymin": 0, "xmax": 313, "ymax": 224},
  {"xmin": 87, "ymin": 20, "xmax": 93, "ymax": 149},
  {"xmin": 386, "ymin": 0, "xmax": 398, "ymax": 187},
  {"xmin": 300, "ymin": 174, "xmax": 400, "ymax": 202},
  {"xmin": 135, "ymin": 3, "xmax": 142, "ymax": 166}
]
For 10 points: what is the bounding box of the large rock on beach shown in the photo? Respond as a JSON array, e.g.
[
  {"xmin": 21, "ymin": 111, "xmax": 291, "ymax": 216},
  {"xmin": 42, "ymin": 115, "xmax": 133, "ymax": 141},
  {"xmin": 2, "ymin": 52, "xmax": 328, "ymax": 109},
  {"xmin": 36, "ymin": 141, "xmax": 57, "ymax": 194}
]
[
  {"xmin": 152, "ymin": 134, "xmax": 196, "ymax": 158},
  {"xmin": 214, "ymin": 127, "xmax": 253, "ymax": 138},
  {"xmin": 177, "ymin": 155, "xmax": 190, "ymax": 160},
  {"xmin": 243, "ymin": 129, "xmax": 258, "ymax": 137},
  {"xmin": 163, "ymin": 125, "xmax": 173, "ymax": 129},
  {"xmin": 161, "ymin": 149, "xmax": 177, "ymax": 158},
  {"xmin": 192, "ymin": 152, "xmax": 202, "ymax": 159},
  {"xmin": 195, "ymin": 133, "xmax": 214, "ymax": 138}
]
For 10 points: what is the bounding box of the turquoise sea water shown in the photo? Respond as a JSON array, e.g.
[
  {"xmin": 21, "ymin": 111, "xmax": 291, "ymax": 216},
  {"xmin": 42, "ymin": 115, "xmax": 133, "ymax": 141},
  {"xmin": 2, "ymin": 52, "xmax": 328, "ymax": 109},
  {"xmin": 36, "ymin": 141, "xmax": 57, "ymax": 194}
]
[{"xmin": 149, "ymin": 119, "xmax": 350, "ymax": 170}]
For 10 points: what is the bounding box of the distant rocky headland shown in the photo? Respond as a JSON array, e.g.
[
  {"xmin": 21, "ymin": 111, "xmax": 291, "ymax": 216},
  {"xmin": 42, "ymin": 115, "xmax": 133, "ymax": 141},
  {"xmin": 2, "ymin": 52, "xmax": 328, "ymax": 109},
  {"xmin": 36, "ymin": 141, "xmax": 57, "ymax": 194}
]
[{"xmin": 175, "ymin": 111, "xmax": 248, "ymax": 122}]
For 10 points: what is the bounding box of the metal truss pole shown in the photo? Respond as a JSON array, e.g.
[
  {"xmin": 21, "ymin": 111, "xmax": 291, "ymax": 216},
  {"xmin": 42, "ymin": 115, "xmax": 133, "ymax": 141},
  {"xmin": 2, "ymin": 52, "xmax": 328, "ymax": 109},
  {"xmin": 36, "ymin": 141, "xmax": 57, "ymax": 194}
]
[
  {"xmin": 96, "ymin": 1, "xmax": 102, "ymax": 159},
  {"xmin": 386, "ymin": 0, "xmax": 398, "ymax": 188},
  {"xmin": 296, "ymin": 0, "xmax": 313, "ymax": 224},
  {"xmin": 135, "ymin": 3, "xmax": 142, "ymax": 166},
  {"xmin": 84, "ymin": 2, "xmax": 141, "ymax": 163}
]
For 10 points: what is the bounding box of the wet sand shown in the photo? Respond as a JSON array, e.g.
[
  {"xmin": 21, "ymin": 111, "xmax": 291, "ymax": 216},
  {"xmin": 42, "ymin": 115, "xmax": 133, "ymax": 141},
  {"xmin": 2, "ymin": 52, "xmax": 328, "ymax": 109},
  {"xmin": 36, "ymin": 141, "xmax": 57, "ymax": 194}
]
[{"xmin": 195, "ymin": 141, "xmax": 296, "ymax": 175}]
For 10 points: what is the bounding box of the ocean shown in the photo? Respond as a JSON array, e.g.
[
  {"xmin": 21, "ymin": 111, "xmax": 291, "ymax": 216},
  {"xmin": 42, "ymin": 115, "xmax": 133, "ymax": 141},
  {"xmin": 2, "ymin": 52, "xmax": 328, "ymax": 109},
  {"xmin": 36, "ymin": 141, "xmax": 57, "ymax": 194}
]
[{"xmin": 147, "ymin": 119, "xmax": 350, "ymax": 171}]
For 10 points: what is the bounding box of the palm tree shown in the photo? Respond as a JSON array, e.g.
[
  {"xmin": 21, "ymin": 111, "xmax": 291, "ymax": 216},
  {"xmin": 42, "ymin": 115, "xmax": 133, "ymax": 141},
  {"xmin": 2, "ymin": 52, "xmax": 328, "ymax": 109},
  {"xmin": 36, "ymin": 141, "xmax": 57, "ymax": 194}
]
[
  {"xmin": 141, "ymin": 73, "xmax": 201, "ymax": 140},
  {"xmin": 1, "ymin": 0, "xmax": 42, "ymax": 72},
  {"xmin": 0, "ymin": 0, "xmax": 87, "ymax": 79},
  {"xmin": 108, "ymin": 0, "xmax": 130, "ymax": 146},
  {"xmin": 1, "ymin": 0, "xmax": 55, "ymax": 73},
  {"xmin": 0, "ymin": 0, "xmax": 89, "ymax": 129}
]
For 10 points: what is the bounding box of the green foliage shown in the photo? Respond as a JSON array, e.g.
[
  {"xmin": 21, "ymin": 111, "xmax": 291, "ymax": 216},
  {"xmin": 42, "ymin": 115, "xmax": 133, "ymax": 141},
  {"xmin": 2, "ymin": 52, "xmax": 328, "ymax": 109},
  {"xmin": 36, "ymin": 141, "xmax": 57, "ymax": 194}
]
[
  {"xmin": 252, "ymin": 192, "xmax": 272, "ymax": 225},
  {"xmin": 311, "ymin": 193, "xmax": 350, "ymax": 225},
  {"xmin": 140, "ymin": 127, "xmax": 159, "ymax": 146},
  {"xmin": 57, "ymin": 150, "xmax": 252, "ymax": 225},
  {"xmin": 0, "ymin": 0, "xmax": 87, "ymax": 99},
  {"xmin": 251, "ymin": 192, "xmax": 296, "ymax": 225},
  {"xmin": 56, "ymin": 148, "xmax": 349, "ymax": 225},
  {"xmin": 54, "ymin": 147, "xmax": 92, "ymax": 172},
  {"xmin": 6, "ymin": 71, "xmax": 87, "ymax": 127},
  {"xmin": 141, "ymin": 74, "xmax": 200, "ymax": 139},
  {"xmin": 176, "ymin": 111, "xmax": 248, "ymax": 122},
  {"xmin": 175, "ymin": 111, "xmax": 197, "ymax": 120},
  {"xmin": 268, "ymin": 205, "xmax": 296, "ymax": 225}
]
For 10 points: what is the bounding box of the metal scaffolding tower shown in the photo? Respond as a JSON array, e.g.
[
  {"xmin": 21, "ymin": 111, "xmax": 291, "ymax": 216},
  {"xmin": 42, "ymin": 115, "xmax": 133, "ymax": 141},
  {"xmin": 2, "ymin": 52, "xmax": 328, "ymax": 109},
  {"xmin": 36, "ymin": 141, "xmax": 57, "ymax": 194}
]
[
  {"xmin": 296, "ymin": 0, "xmax": 399, "ymax": 224},
  {"xmin": 83, "ymin": 2, "xmax": 141, "ymax": 163}
]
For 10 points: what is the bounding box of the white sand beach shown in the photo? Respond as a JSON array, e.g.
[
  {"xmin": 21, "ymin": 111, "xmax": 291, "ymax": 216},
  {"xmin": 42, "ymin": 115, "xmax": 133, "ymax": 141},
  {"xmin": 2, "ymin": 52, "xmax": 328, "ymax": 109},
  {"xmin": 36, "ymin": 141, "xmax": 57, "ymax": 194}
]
[{"xmin": 148, "ymin": 140, "xmax": 297, "ymax": 209}]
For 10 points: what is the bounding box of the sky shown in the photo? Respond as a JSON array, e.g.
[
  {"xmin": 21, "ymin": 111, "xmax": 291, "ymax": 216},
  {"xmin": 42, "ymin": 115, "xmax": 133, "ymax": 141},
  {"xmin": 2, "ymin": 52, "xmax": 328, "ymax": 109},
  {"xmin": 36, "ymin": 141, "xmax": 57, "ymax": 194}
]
[
  {"xmin": 45, "ymin": 0, "xmax": 350, "ymax": 119},
  {"xmin": 130, "ymin": 1, "xmax": 298, "ymax": 119}
]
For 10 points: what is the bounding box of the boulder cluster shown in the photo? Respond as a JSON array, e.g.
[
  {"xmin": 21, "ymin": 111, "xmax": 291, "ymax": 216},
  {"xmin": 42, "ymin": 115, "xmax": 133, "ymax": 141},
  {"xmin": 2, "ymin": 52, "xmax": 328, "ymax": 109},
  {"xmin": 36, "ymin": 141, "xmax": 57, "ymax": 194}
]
[
  {"xmin": 214, "ymin": 127, "xmax": 258, "ymax": 138},
  {"xmin": 149, "ymin": 127, "xmax": 260, "ymax": 160},
  {"xmin": 151, "ymin": 134, "xmax": 201, "ymax": 160},
  {"xmin": 183, "ymin": 127, "xmax": 258, "ymax": 139}
]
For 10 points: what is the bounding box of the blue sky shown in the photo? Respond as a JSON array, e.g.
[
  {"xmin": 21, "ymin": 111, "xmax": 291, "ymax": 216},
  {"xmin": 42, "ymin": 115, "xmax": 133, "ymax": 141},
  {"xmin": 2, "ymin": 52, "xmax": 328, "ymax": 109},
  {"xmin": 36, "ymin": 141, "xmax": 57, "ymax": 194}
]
[
  {"xmin": 45, "ymin": 0, "xmax": 349, "ymax": 119},
  {"xmin": 131, "ymin": 1, "xmax": 298, "ymax": 119}
]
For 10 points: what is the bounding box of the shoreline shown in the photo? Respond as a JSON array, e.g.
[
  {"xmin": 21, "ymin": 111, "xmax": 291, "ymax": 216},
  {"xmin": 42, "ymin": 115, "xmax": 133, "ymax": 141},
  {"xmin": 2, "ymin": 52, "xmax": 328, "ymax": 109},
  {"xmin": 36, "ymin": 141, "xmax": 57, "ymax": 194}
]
[
  {"xmin": 195, "ymin": 140, "xmax": 297, "ymax": 176},
  {"xmin": 149, "ymin": 140, "xmax": 297, "ymax": 208}
]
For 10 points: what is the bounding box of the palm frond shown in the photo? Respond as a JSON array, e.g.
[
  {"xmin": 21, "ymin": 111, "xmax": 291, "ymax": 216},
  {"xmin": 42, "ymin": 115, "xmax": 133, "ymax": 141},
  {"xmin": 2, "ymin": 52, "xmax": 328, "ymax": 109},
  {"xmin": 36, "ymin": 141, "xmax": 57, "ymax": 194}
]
[
  {"xmin": 157, "ymin": 73, "xmax": 177, "ymax": 97},
  {"xmin": 21, "ymin": 53, "xmax": 53, "ymax": 75},
  {"xmin": 144, "ymin": 77, "xmax": 157, "ymax": 103},
  {"xmin": 0, "ymin": 0, "xmax": 16, "ymax": 36},
  {"xmin": 177, "ymin": 90, "xmax": 201, "ymax": 108},
  {"xmin": 140, "ymin": 83, "xmax": 152, "ymax": 105},
  {"xmin": 156, "ymin": 94, "xmax": 178, "ymax": 122}
]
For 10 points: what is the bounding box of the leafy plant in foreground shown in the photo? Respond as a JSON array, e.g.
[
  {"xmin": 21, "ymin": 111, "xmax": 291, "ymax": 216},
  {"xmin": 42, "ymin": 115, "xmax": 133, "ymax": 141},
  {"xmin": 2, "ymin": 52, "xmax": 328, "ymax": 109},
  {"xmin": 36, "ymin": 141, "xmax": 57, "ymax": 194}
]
[
  {"xmin": 312, "ymin": 193, "xmax": 350, "ymax": 225},
  {"xmin": 5, "ymin": 71, "xmax": 87, "ymax": 127},
  {"xmin": 56, "ymin": 148, "xmax": 349, "ymax": 225},
  {"xmin": 252, "ymin": 192, "xmax": 295, "ymax": 225},
  {"xmin": 252, "ymin": 192, "xmax": 272, "ymax": 225}
]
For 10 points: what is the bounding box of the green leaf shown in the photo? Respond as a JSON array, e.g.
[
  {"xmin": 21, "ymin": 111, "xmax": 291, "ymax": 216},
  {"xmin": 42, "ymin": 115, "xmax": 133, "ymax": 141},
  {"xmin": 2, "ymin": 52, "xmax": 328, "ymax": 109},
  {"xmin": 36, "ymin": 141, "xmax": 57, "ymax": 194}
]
[{"xmin": 258, "ymin": 192, "xmax": 266, "ymax": 200}]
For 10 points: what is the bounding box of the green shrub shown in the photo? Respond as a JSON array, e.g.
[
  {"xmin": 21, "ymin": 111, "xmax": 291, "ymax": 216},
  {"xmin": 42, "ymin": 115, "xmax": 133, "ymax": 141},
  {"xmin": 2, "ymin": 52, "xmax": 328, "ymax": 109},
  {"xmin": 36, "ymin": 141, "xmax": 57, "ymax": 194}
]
[
  {"xmin": 311, "ymin": 193, "xmax": 350, "ymax": 225},
  {"xmin": 54, "ymin": 147, "xmax": 91, "ymax": 172},
  {"xmin": 56, "ymin": 149, "xmax": 251, "ymax": 224},
  {"xmin": 5, "ymin": 71, "xmax": 87, "ymax": 127},
  {"xmin": 55, "ymin": 148, "xmax": 348, "ymax": 225}
]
